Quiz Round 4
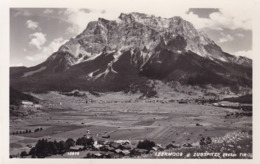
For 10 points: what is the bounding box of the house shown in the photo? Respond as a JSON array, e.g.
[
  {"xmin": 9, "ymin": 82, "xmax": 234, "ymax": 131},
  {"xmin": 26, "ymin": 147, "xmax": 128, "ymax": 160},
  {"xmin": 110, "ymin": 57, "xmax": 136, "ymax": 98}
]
[
  {"xmin": 182, "ymin": 143, "xmax": 192, "ymax": 147},
  {"xmin": 151, "ymin": 144, "xmax": 164, "ymax": 151},
  {"xmin": 121, "ymin": 150, "xmax": 130, "ymax": 156},
  {"xmin": 166, "ymin": 143, "xmax": 180, "ymax": 149},
  {"xmin": 152, "ymin": 146, "xmax": 158, "ymax": 151},
  {"xmin": 212, "ymin": 103, "xmax": 219, "ymax": 106},
  {"xmin": 114, "ymin": 140, "xmax": 131, "ymax": 145},
  {"xmin": 114, "ymin": 149, "xmax": 122, "ymax": 154},
  {"xmin": 156, "ymin": 144, "xmax": 163, "ymax": 150},
  {"xmin": 100, "ymin": 145, "xmax": 115, "ymax": 151},
  {"xmin": 22, "ymin": 101, "xmax": 33, "ymax": 106},
  {"xmin": 101, "ymin": 134, "xmax": 110, "ymax": 138},
  {"xmin": 119, "ymin": 144, "xmax": 132, "ymax": 150},
  {"xmin": 70, "ymin": 145, "xmax": 84, "ymax": 151},
  {"xmin": 34, "ymin": 104, "xmax": 42, "ymax": 108},
  {"xmin": 93, "ymin": 153, "xmax": 102, "ymax": 158},
  {"xmin": 178, "ymin": 100, "xmax": 188, "ymax": 104},
  {"xmin": 103, "ymin": 140, "xmax": 113, "ymax": 145},
  {"xmin": 135, "ymin": 148, "xmax": 148, "ymax": 154},
  {"xmin": 93, "ymin": 141, "xmax": 103, "ymax": 150},
  {"xmin": 110, "ymin": 142, "xmax": 121, "ymax": 149},
  {"xmin": 107, "ymin": 147, "xmax": 115, "ymax": 152}
]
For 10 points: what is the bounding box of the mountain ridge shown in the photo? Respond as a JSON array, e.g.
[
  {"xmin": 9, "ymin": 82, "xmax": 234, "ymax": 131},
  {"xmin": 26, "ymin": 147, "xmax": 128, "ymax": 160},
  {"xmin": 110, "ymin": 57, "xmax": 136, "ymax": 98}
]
[{"xmin": 10, "ymin": 12, "xmax": 252, "ymax": 94}]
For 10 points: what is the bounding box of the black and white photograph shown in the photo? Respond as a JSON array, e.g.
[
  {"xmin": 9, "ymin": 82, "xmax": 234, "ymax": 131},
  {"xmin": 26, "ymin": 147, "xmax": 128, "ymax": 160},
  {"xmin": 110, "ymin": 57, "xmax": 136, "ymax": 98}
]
[{"xmin": 1, "ymin": 0, "xmax": 259, "ymax": 162}]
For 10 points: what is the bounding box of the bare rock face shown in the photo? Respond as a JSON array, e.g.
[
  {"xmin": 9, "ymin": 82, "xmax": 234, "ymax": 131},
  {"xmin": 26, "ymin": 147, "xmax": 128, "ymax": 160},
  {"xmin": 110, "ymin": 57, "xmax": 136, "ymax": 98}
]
[
  {"xmin": 56, "ymin": 12, "xmax": 239, "ymax": 65},
  {"xmin": 10, "ymin": 12, "xmax": 252, "ymax": 92}
]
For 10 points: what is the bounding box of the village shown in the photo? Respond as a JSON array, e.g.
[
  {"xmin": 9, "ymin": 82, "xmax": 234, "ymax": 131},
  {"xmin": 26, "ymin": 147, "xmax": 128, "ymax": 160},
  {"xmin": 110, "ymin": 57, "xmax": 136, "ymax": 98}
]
[
  {"xmin": 9, "ymin": 91, "xmax": 252, "ymax": 158},
  {"xmin": 14, "ymin": 129, "xmax": 252, "ymax": 159}
]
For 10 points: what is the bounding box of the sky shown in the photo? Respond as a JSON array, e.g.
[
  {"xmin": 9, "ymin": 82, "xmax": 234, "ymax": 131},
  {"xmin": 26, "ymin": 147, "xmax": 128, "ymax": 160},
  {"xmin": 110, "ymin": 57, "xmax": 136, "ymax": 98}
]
[{"xmin": 10, "ymin": 8, "xmax": 252, "ymax": 67}]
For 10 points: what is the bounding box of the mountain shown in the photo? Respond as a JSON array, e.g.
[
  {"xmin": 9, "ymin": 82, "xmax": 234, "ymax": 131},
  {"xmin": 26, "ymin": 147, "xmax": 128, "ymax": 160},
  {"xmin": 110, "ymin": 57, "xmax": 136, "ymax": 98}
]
[{"xmin": 10, "ymin": 12, "xmax": 252, "ymax": 93}]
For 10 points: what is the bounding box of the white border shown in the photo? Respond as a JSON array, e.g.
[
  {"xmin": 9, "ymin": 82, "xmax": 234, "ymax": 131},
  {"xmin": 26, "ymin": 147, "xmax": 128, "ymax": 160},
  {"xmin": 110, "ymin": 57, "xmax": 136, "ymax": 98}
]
[{"xmin": 1, "ymin": 0, "xmax": 260, "ymax": 164}]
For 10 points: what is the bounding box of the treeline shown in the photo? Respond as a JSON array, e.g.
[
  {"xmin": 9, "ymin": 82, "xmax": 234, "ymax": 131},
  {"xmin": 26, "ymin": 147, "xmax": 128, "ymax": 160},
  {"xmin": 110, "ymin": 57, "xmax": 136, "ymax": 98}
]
[
  {"xmin": 12, "ymin": 127, "xmax": 43, "ymax": 135},
  {"xmin": 20, "ymin": 136, "xmax": 94, "ymax": 158},
  {"xmin": 222, "ymin": 94, "xmax": 252, "ymax": 104}
]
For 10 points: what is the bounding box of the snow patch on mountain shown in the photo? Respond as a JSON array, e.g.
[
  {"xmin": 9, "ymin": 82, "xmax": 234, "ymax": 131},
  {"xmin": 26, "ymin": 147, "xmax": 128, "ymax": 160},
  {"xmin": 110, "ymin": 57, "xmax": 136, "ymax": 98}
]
[
  {"xmin": 87, "ymin": 69, "xmax": 100, "ymax": 79},
  {"xmin": 22, "ymin": 66, "xmax": 46, "ymax": 78},
  {"xmin": 113, "ymin": 51, "xmax": 123, "ymax": 63},
  {"xmin": 85, "ymin": 52, "xmax": 102, "ymax": 62},
  {"xmin": 93, "ymin": 68, "xmax": 110, "ymax": 80}
]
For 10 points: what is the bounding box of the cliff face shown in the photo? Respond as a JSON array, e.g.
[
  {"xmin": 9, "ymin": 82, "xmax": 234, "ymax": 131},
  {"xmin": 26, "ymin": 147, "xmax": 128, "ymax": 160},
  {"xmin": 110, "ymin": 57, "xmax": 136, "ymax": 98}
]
[{"xmin": 10, "ymin": 12, "xmax": 252, "ymax": 92}]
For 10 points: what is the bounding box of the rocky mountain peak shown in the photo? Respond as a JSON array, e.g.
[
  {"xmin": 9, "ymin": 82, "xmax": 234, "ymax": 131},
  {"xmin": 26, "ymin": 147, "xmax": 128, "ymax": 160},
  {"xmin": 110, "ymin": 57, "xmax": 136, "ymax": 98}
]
[
  {"xmin": 11, "ymin": 12, "xmax": 252, "ymax": 93},
  {"xmin": 37, "ymin": 12, "xmax": 251, "ymax": 75},
  {"xmin": 98, "ymin": 17, "xmax": 110, "ymax": 24},
  {"xmin": 119, "ymin": 13, "xmax": 136, "ymax": 24}
]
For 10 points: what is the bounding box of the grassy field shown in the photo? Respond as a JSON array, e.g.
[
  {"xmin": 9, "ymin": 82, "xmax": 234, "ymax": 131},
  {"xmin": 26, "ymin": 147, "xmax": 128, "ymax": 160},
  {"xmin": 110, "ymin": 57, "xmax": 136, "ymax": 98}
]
[{"xmin": 9, "ymin": 91, "xmax": 252, "ymax": 158}]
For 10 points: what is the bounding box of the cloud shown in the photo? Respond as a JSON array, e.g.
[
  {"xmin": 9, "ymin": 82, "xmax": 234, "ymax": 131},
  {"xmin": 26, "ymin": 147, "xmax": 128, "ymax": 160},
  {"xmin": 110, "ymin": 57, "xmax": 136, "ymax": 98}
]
[
  {"xmin": 208, "ymin": 9, "xmax": 252, "ymax": 31},
  {"xmin": 183, "ymin": 8, "xmax": 252, "ymax": 31},
  {"xmin": 64, "ymin": 8, "xmax": 119, "ymax": 34},
  {"xmin": 80, "ymin": 9, "xmax": 92, "ymax": 13},
  {"xmin": 26, "ymin": 20, "xmax": 39, "ymax": 30},
  {"xmin": 14, "ymin": 9, "xmax": 32, "ymax": 17},
  {"xmin": 183, "ymin": 12, "xmax": 222, "ymax": 30},
  {"xmin": 43, "ymin": 9, "xmax": 54, "ymax": 14},
  {"xmin": 234, "ymin": 50, "xmax": 252, "ymax": 59},
  {"xmin": 66, "ymin": 26, "xmax": 78, "ymax": 34},
  {"xmin": 10, "ymin": 62, "xmax": 23, "ymax": 67},
  {"xmin": 26, "ymin": 37, "xmax": 67, "ymax": 62},
  {"xmin": 236, "ymin": 33, "xmax": 245, "ymax": 37},
  {"xmin": 218, "ymin": 34, "xmax": 234, "ymax": 43},
  {"xmin": 29, "ymin": 32, "xmax": 47, "ymax": 49},
  {"xmin": 61, "ymin": 8, "xmax": 252, "ymax": 35},
  {"xmin": 64, "ymin": 8, "xmax": 97, "ymax": 34}
]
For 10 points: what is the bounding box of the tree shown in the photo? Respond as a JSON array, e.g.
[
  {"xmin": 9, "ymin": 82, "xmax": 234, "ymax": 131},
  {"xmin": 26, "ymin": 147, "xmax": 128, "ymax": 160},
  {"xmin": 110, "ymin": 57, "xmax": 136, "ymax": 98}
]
[
  {"xmin": 76, "ymin": 137, "xmax": 84, "ymax": 145},
  {"xmin": 86, "ymin": 137, "xmax": 94, "ymax": 146},
  {"xmin": 34, "ymin": 139, "xmax": 49, "ymax": 158},
  {"xmin": 20, "ymin": 151, "xmax": 27, "ymax": 158},
  {"xmin": 29, "ymin": 147, "xmax": 36, "ymax": 156},
  {"xmin": 206, "ymin": 137, "xmax": 212, "ymax": 144},
  {"xmin": 137, "ymin": 139, "xmax": 155, "ymax": 150},
  {"xmin": 85, "ymin": 153, "xmax": 93, "ymax": 158},
  {"xmin": 200, "ymin": 137, "xmax": 206, "ymax": 145},
  {"xmin": 76, "ymin": 137, "xmax": 94, "ymax": 147},
  {"xmin": 30, "ymin": 139, "xmax": 67, "ymax": 157},
  {"xmin": 48, "ymin": 141, "xmax": 58, "ymax": 155},
  {"xmin": 200, "ymin": 137, "xmax": 212, "ymax": 146},
  {"xmin": 58, "ymin": 141, "xmax": 68, "ymax": 154},
  {"xmin": 130, "ymin": 148, "xmax": 140, "ymax": 157},
  {"xmin": 65, "ymin": 138, "xmax": 75, "ymax": 148}
]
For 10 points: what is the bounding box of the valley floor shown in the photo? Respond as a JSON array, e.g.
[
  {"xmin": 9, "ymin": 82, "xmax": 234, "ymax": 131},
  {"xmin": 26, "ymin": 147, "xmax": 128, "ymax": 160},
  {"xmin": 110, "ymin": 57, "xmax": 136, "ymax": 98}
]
[{"xmin": 9, "ymin": 91, "xmax": 252, "ymax": 158}]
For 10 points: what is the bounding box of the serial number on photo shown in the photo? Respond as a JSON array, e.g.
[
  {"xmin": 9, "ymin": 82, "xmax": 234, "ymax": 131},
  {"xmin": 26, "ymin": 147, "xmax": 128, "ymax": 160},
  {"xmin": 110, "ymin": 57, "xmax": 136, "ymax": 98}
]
[{"xmin": 67, "ymin": 152, "xmax": 80, "ymax": 156}]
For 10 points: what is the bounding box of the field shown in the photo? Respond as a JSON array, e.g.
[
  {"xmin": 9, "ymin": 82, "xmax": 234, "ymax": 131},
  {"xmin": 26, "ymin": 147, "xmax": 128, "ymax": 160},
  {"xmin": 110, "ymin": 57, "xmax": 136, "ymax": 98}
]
[{"xmin": 9, "ymin": 91, "xmax": 252, "ymax": 158}]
